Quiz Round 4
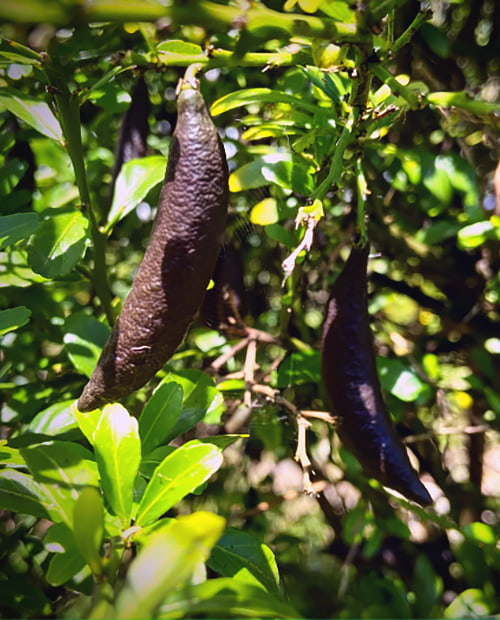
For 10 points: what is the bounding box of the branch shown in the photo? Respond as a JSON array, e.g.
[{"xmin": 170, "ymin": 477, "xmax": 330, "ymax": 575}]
[
  {"xmin": 250, "ymin": 383, "xmax": 336, "ymax": 495},
  {"xmin": 43, "ymin": 51, "xmax": 115, "ymax": 325}
]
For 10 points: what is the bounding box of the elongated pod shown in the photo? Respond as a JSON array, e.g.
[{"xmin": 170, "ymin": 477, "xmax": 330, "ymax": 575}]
[
  {"xmin": 109, "ymin": 76, "xmax": 150, "ymax": 194},
  {"xmin": 321, "ymin": 244, "xmax": 432, "ymax": 506},
  {"xmin": 78, "ymin": 80, "xmax": 228, "ymax": 412}
]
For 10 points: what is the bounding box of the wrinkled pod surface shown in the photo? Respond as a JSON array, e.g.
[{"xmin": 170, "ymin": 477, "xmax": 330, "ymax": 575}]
[
  {"xmin": 78, "ymin": 80, "xmax": 228, "ymax": 412},
  {"xmin": 321, "ymin": 244, "xmax": 432, "ymax": 506}
]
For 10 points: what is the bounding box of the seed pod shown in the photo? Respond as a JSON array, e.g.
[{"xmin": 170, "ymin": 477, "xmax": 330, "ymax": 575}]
[
  {"xmin": 321, "ymin": 244, "xmax": 432, "ymax": 506},
  {"xmin": 78, "ymin": 79, "xmax": 228, "ymax": 412},
  {"xmin": 199, "ymin": 243, "xmax": 248, "ymax": 338},
  {"xmin": 109, "ymin": 76, "xmax": 151, "ymax": 196}
]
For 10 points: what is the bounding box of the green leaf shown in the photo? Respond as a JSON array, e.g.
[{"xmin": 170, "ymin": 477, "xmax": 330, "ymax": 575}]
[
  {"xmin": 377, "ymin": 357, "xmax": 427, "ymax": 402},
  {"xmin": 250, "ymin": 198, "xmax": 280, "ymax": 226},
  {"xmin": 265, "ymin": 223, "xmax": 296, "ymax": 248},
  {"xmin": 458, "ymin": 219, "xmax": 499, "ymax": 249},
  {"xmin": 0, "ymin": 86, "xmax": 63, "ymax": 142},
  {"xmin": 163, "ymin": 369, "xmax": 223, "ymax": 441},
  {"xmin": 157, "ymin": 40, "xmax": 203, "ymax": 56},
  {"xmin": 28, "ymin": 400, "xmax": 79, "ymax": 436},
  {"xmin": 208, "ymin": 527, "xmax": 280, "ymax": 594},
  {"xmin": 229, "ymin": 153, "xmax": 314, "ymax": 195},
  {"xmin": 115, "ymin": 511, "xmax": 226, "ymax": 619},
  {"xmin": 20, "ymin": 440, "xmax": 98, "ymax": 488},
  {"xmin": 211, "ymin": 87, "xmax": 321, "ymax": 117},
  {"xmin": 63, "ymin": 312, "xmax": 110, "ymax": 378},
  {"xmin": 0, "ymin": 441, "xmax": 25, "ymax": 468},
  {"xmin": 27, "ymin": 208, "xmax": 90, "ymax": 278},
  {"xmin": 92, "ymin": 404, "xmax": 141, "ymax": 522},
  {"xmin": 0, "ymin": 249, "xmax": 48, "ymax": 288},
  {"xmin": 198, "ymin": 435, "xmax": 247, "ymax": 451},
  {"xmin": 276, "ymin": 350, "xmax": 321, "ymax": 387},
  {"xmin": 412, "ymin": 553, "xmax": 442, "ymax": 618},
  {"xmin": 45, "ymin": 522, "xmax": 87, "ymax": 586},
  {"xmin": 0, "ymin": 469, "xmax": 50, "ymax": 518},
  {"xmin": 139, "ymin": 380, "xmax": 183, "ymax": 455},
  {"xmin": 0, "ymin": 0, "xmax": 67, "ymax": 24},
  {"xmin": 139, "ymin": 445, "xmax": 176, "ymax": 480},
  {"xmin": 0, "ymin": 213, "xmax": 39, "ymax": 249},
  {"xmin": 444, "ymin": 588, "xmax": 492, "ymax": 619},
  {"xmin": 72, "ymin": 403, "xmax": 104, "ymax": 444},
  {"xmin": 0, "ymin": 306, "xmax": 31, "ymax": 336},
  {"xmin": 72, "ymin": 487, "xmax": 104, "ymax": 576},
  {"xmin": 20, "ymin": 440, "xmax": 99, "ymax": 525},
  {"xmin": 0, "ymin": 38, "xmax": 41, "ymax": 63},
  {"xmin": 427, "ymin": 91, "xmax": 500, "ymax": 115},
  {"xmin": 463, "ymin": 522, "xmax": 496, "ymax": 545},
  {"xmin": 158, "ymin": 578, "xmax": 300, "ymax": 619},
  {"xmin": 135, "ymin": 441, "xmax": 223, "ymax": 527},
  {"xmin": 0, "ymin": 159, "xmax": 29, "ymax": 201},
  {"xmin": 106, "ymin": 155, "xmax": 166, "ymax": 230},
  {"xmin": 319, "ymin": 0, "xmax": 355, "ymax": 21}
]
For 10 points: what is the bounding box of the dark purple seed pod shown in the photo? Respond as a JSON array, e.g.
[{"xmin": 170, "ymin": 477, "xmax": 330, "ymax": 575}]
[
  {"xmin": 78, "ymin": 80, "xmax": 228, "ymax": 412},
  {"xmin": 109, "ymin": 75, "xmax": 151, "ymax": 196},
  {"xmin": 321, "ymin": 244, "xmax": 432, "ymax": 506}
]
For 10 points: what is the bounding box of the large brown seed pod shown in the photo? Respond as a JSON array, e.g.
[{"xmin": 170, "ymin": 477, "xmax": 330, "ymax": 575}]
[
  {"xmin": 78, "ymin": 80, "xmax": 228, "ymax": 412},
  {"xmin": 320, "ymin": 244, "xmax": 432, "ymax": 506}
]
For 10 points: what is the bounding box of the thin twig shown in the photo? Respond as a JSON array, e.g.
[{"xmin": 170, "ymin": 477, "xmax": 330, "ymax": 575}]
[
  {"xmin": 295, "ymin": 414, "xmax": 315, "ymax": 495},
  {"xmin": 243, "ymin": 336, "xmax": 258, "ymax": 407},
  {"xmin": 404, "ymin": 424, "xmax": 491, "ymax": 444},
  {"xmin": 301, "ymin": 409, "xmax": 337, "ymax": 424},
  {"xmin": 208, "ymin": 337, "xmax": 250, "ymax": 372},
  {"xmin": 250, "ymin": 383, "xmax": 333, "ymax": 494}
]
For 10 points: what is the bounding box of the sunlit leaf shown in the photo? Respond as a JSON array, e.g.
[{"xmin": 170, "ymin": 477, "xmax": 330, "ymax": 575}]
[
  {"xmin": 0, "ymin": 87, "xmax": 63, "ymax": 142},
  {"xmin": 250, "ymin": 198, "xmax": 279, "ymax": 226},
  {"xmin": 0, "ymin": 38, "xmax": 41, "ymax": 63},
  {"xmin": 92, "ymin": 404, "xmax": 141, "ymax": 522},
  {"xmin": 463, "ymin": 522, "xmax": 496, "ymax": 545},
  {"xmin": 72, "ymin": 487, "xmax": 104, "ymax": 575},
  {"xmin": 115, "ymin": 511, "xmax": 225, "ymax": 619},
  {"xmin": 162, "ymin": 369, "xmax": 224, "ymax": 440},
  {"xmin": 457, "ymin": 219, "xmax": 498, "ymax": 248},
  {"xmin": 28, "ymin": 400, "xmax": 79, "ymax": 436},
  {"xmin": 319, "ymin": 0, "xmax": 356, "ymax": 21},
  {"xmin": 298, "ymin": 0, "xmax": 321, "ymax": 13},
  {"xmin": 0, "ymin": 469, "xmax": 49, "ymax": 518},
  {"xmin": 157, "ymin": 40, "xmax": 203, "ymax": 55},
  {"xmin": 377, "ymin": 357, "xmax": 428, "ymax": 403},
  {"xmin": 0, "ymin": 306, "xmax": 31, "ymax": 336},
  {"xmin": 20, "ymin": 441, "xmax": 98, "ymax": 525},
  {"xmin": 229, "ymin": 153, "xmax": 314, "ymax": 195},
  {"xmin": 211, "ymin": 88, "xmax": 321, "ymax": 116},
  {"xmin": 63, "ymin": 312, "xmax": 110, "ymax": 378},
  {"xmin": 106, "ymin": 155, "xmax": 166, "ymax": 230},
  {"xmin": 27, "ymin": 208, "xmax": 90, "ymax": 278},
  {"xmin": 427, "ymin": 91, "xmax": 500, "ymax": 115},
  {"xmin": 444, "ymin": 588, "xmax": 492, "ymax": 619},
  {"xmin": 139, "ymin": 380, "xmax": 183, "ymax": 455},
  {"xmin": 0, "ymin": 213, "xmax": 39, "ymax": 249},
  {"xmin": 0, "ymin": 441, "xmax": 25, "ymax": 468},
  {"xmin": 135, "ymin": 441, "xmax": 223, "ymax": 527},
  {"xmin": 45, "ymin": 522, "xmax": 87, "ymax": 586},
  {"xmin": 158, "ymin": 578, "xmax": 299, "ymax": 619}
]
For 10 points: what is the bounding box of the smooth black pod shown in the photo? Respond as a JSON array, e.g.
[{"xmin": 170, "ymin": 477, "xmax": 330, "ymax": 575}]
[
  {"xmin": 78, "ymin": 79, "xmax": 228, "ymax": 412},
  {"xmin": 320, "ymin": 244, "xmax": 432, "ymax": 506}
]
